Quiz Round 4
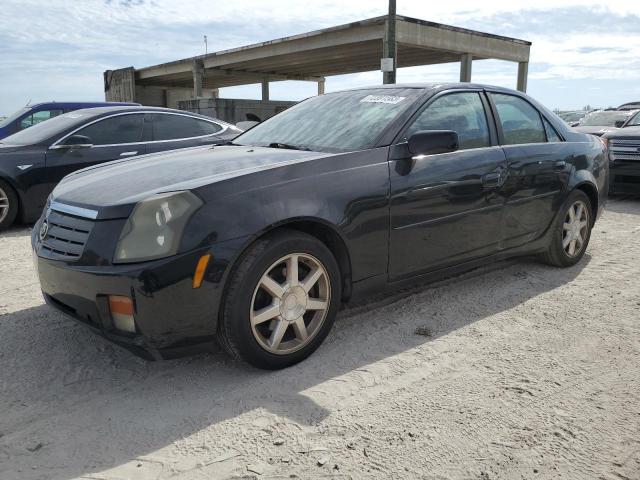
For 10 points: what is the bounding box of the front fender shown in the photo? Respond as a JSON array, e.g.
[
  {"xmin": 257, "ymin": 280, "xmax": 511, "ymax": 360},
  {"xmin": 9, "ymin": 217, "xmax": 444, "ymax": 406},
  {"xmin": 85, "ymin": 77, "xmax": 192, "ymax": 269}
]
[{"xmin": 182, "ymin": 147, "xmax": 392, "ymax": 282}]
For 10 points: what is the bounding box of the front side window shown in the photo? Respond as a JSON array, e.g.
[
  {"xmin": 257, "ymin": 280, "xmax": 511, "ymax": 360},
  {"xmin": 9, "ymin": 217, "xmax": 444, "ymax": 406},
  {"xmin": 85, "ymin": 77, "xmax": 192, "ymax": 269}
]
[
  {"xmin": 405, "ymin": 92, "xmax": 491, "ymax": 150},
  {"xmin": 236, "ymin": 88, "xmax": 422, "ymax": 153},
  {"xmin": 151, "ymin": 114, "xmax": 222, "ymax": 141},
  {"xmin": 19, "ymin": 109, "xmax": 64, "ymax": 130},
  {"xmin": 492, "ymin": 94, "xmax": 546, "ymax": 145},
  {"xmin": 72, "ymin": 114, "xmax": 144, "ymax": 145}
]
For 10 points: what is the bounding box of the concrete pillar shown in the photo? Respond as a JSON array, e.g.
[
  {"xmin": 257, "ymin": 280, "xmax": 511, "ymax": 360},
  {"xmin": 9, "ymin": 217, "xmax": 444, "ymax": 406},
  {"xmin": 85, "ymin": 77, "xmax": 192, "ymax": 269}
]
[
  {"xmin": 192, "ymin": 60, "xmax": 204, "ymax": 98},
  {"xmin": 261, "ymin": 79, "xmax": 269, "ymax": 101},
  {"xmin": 317, "ymin": 78, "xmax": 325, "ymax": 95},
  {"xmin": 460, "ymin": 53, "xmax": 472, "ymax": 83},
  {"xmin": 211, "ymin": 88, "xmax": 219, "ymax": 99},
  {"xmin": 517, "ymin": 61, "xmax": 529, "ymax": 92}
]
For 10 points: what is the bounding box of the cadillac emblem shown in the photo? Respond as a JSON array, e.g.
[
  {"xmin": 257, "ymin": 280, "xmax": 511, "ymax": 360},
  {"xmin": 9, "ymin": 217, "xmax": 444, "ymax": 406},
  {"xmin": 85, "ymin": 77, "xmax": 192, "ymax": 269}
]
[{"xmin": 39, "ymin": 219, "xmax": 49, "ymax": 242}]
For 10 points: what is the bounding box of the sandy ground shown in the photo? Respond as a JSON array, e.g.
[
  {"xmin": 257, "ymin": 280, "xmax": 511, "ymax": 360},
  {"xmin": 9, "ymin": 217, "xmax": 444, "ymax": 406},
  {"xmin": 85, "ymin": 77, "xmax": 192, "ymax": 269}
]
[{"xmin": 0, "ymin": 198, "xmax": 639, "ymax": 480}]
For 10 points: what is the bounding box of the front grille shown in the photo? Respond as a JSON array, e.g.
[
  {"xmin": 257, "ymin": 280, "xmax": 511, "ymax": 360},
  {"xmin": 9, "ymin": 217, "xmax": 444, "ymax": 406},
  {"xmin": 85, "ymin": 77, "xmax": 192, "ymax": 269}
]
[
  {"xmin": 39, "ymin": 210, "xmax": 94, "ymax": 261},
  {"xmin": 610, "ymin": 139, "xmax": 640, "ymax": 161}
]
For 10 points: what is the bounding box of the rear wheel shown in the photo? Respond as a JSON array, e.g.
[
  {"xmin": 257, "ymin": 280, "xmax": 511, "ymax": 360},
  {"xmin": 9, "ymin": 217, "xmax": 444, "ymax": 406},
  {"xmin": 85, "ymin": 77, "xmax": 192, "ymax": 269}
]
[
  {"xmin": 0, "ymin": 180, "xmax": 19, "ymax": 232},
  {"xmin": 217, "ymin": 230, "xmax": 341, "ymax": 369},
  {"xmin": 541, "ymin": 190, "xmax": 592, "ymax": 267}
]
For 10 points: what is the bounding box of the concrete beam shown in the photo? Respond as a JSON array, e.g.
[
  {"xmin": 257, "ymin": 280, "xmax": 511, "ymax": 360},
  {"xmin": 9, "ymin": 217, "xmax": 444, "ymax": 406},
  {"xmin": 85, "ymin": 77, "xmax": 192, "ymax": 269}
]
[
  {"xmin": 206, "ymin": 67, "xmax": 322, "ymax": 83},
  {"xmin": 396, "ymin": 18, "xmax": 530, "ymax": 63},
  {"xmin": 517, "ymin": 61, "xmax": 528, "ymax": 92},
  {"xmin": 261, "ymin": 79, "xmax": 269, "ymax": 101},
  {"xmin": 460, "ymin": 53, "xmax": 472, "ymax": 82}
]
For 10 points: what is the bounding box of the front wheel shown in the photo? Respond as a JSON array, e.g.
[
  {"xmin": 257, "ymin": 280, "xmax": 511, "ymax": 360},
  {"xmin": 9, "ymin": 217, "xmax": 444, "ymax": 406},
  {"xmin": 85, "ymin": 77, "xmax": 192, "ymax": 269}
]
[
  {"xmin": 541, "ymin": 190, "xmax": 593, "ymax": 267},
  {"xmin": 217, "ymin": 230, "xmax": 342, "ymax": 369},
  {"xmin": 0, "ymin": 180, "xmax": 19, "ymax": 232}
]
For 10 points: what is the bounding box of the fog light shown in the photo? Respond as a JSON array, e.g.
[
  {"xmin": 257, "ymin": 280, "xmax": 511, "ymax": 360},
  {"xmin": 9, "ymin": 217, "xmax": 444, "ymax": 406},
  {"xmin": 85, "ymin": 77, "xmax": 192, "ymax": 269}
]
[{"xmin": 108, "ymin": 296, "xmax": 136, "ymax": 333}]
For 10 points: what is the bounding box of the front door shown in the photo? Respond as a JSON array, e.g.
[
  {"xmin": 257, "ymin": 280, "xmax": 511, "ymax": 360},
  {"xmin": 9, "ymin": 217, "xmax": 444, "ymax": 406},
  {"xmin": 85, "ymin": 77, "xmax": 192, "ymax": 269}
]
[
  {"xmin": 45, "ymin": 113, "xmax": 147, "ymax": 194},
  {"xmin": 389, "ymin": 91, "xmax": 507, "ymax": 280}
]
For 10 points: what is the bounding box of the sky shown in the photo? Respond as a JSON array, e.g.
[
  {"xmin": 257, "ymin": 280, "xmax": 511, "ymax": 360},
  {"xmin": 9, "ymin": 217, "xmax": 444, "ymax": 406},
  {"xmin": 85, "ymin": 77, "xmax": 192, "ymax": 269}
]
[{"xmin": 1, "ymin": 0, "xmax": 639, "ymax": 116}]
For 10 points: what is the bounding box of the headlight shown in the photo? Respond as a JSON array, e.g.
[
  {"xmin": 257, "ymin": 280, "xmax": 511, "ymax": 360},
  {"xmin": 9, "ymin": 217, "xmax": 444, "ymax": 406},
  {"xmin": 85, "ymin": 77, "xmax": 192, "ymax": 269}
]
[{"xmin": 114, "ymin": 191, "xmax": 202, "ymax": 263}]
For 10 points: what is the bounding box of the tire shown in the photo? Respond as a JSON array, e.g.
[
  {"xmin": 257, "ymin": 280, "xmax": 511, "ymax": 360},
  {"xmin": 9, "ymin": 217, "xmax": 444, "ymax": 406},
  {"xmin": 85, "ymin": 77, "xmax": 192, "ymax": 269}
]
[
  {"xmin": 0, "ymin": 179, "xmax": 19, "ymax": 232},
  {"xmin": 217, "ymin": 229, "xmax": 342, "ymax": 369},
  {"xmin": 540, "ymin": 189, "xmax": 593, "ymax": 267}
]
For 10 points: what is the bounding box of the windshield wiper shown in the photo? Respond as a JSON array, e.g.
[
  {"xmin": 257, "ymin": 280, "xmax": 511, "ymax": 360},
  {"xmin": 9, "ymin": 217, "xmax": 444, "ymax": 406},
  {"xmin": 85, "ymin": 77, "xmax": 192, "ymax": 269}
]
[{"xmin": 268, "ymin": 142, "xmax": 311, "ymax": 151}]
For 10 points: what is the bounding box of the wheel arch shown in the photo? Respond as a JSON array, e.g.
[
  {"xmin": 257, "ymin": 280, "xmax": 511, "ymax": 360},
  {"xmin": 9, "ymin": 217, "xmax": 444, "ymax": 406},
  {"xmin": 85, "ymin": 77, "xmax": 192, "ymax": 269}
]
[
  {"xmin": 228, "ymin": 217, "xmax": 354, "ymax": 303},
  {"xmin": 573, "ymin": 181, "xmax": 598, "ymax": 225}
]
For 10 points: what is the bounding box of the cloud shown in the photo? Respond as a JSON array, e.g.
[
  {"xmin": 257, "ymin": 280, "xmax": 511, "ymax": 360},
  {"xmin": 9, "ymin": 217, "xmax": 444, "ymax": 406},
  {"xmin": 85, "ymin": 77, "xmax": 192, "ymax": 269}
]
[{"xmin": 0, "ymin": 1, "xmax": 638, "ymax": 114}]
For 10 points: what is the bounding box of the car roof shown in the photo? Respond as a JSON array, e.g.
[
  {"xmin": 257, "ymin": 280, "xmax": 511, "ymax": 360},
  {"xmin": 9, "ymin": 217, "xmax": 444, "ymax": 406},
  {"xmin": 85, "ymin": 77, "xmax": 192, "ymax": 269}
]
[
  {"xmin": 336, "ymin": 82, "xmax": 522, "ymax": 94},
  {"xmin": 67, "ymin": 106, "xmax": 232, "ymax": 125},
  {"xmin": 27, "ymin": 101, "xmax": 139, "ymax": 109}
]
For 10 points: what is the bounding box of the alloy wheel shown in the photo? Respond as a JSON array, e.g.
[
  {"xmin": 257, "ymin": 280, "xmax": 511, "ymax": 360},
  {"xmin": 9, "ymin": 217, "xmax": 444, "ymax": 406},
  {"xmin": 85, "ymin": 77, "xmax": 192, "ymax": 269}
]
[
  {"xmin": 562, "ymin": 200, "xmax": 589, "ymax": 258},
  {"xmin": 250, "ymin": 253, "xmax": 331, "ymax": 355},
  {"xmin": 0, "ymin": 187, "xmax": 9, "ymax": 224}
]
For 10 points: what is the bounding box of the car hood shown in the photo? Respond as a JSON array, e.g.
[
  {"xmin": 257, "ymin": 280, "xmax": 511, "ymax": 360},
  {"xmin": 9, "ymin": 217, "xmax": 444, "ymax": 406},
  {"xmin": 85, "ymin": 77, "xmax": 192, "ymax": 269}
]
[
  {"xmin": 603, "ymin": 126, "xmax": 640, "ymax": 139},
  {"xmin": 573, "ymin": 126, "xmax": 618, "ymax": 136},
  {"xmin": 52, "ymin": 145, "xmax": 331, "ymax": 219}
]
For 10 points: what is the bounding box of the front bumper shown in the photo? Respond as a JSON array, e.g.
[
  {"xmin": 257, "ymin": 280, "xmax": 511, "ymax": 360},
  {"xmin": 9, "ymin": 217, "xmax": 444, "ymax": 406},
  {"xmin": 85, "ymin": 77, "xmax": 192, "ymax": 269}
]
[
  {"xmin": 610, "ymin": 161, "xmax": 640, "ymax": 195},
  {"xmin": 34, "ymin": 234, "xmax": 251, "ymax": 359}
]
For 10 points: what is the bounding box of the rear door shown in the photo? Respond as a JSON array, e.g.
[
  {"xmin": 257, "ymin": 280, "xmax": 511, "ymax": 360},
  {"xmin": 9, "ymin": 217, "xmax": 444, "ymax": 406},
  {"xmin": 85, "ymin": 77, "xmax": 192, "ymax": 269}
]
[
  {"xmin": 488, "ymin": 93, "xmax": 570, "ymax": 249},
  {"xmin": 145, "ymin": 113, "xmax": 227, "ymax": 153},
  {"xmin": 45, "ymin": 113, "xmax": 147, "ymax": 191},
  {"xmin": 388, "ymin": 91, "xmax": 507, "ymax": 280}
]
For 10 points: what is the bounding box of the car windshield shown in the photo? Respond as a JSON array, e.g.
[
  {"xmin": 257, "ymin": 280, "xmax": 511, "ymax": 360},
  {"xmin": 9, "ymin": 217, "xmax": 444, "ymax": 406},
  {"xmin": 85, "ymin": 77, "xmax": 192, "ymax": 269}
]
[
  {"xmin": 0, "ymin": 110, "xmax": 96, "ymax": 145},
  {"xmin": 580, "ymin": 111, "xmax": 630, "ymax": 127},
  {"xmin": 0, "ymin": 107, "xmax": 30, "ymax": 128},
  {"xmin": 625, "ymin": 111, "xmax": 640, "ymax": 127},
  {"xmin": 235, "ymin": 88, "xmax": 422, "ymax": 153}
]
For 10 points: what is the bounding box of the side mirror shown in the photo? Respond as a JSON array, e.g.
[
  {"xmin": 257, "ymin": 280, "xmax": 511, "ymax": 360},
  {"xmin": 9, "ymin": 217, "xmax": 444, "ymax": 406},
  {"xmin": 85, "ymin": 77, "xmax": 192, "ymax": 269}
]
[
  {"xmin": 51, "ymin": 134, "xmax": 93, "ymax": 150},
  {"xmin": 236, "ymin": 121, "xmax": 259, "ymax": 132},
  {"xmin": 408, "ymin": 130, "xmax": 459, "ymax": 156},
  {"xmin": 614, "ymin": 120, "xmax": 625, "ymax": 128}
]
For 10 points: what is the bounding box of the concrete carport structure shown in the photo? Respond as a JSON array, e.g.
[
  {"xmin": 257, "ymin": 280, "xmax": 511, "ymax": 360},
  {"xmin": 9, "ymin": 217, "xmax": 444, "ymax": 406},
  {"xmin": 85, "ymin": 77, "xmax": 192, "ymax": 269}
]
[{"xmin": 104, "ymin": 15, "xmax": 531, "ymax": 116}]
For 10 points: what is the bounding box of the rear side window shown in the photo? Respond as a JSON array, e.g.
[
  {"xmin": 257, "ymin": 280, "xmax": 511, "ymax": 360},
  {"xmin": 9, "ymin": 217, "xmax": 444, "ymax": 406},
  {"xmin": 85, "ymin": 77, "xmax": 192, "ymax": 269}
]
[
  {"xmin": 73, "ymin": 114, "xmax": 144, "ymax": 145},
  {"xmin": 406, "ymin": 92, "xmax": 491, "ymax": 150},
  {"xmin": 151, "ymin": 114, "xmax": 222, "ymax": 141},
  {"xmin": 492, "ymin": 94, "xmax": 546, "ymax": 145},
  {"xmin": 543, "ymin": 118, "xmax": 562, "ymax": 142}
]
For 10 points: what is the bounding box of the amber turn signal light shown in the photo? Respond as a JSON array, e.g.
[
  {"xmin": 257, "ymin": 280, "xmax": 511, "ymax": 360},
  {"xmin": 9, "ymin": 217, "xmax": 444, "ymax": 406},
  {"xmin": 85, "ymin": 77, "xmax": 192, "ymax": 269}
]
[
  {"xmin": 192, "ymin": 253, "xmax": 212, "ymax": 289},
  {"xmin": 108, "ymin": 295, "xmax": 136, "ymax": 333}
]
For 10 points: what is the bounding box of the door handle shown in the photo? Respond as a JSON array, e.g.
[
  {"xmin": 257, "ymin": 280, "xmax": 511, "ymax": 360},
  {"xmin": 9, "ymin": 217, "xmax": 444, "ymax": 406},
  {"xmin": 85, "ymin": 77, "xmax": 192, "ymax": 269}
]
[
  {"xmin": 554, "ymin": 160, "xmax": 566, "ymax": 170},
  {"xmin": 482, "ymin": 171, "xmax": 503, "ymax": 188},
  {"xmin": 120, "ymin": 151, "xmax": 138, "ymax": 157}
]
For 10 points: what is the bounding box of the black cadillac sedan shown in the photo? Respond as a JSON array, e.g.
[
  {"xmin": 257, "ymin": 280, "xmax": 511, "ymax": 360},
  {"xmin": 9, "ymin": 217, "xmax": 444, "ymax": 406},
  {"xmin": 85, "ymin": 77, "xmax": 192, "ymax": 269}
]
[
  {"xmin": 32, "ymin": 83, "xmax": 608, "ymax": 369},
  {"xmin": 0, "ymin": 106, "xmax": 241, "ymax": 230}
]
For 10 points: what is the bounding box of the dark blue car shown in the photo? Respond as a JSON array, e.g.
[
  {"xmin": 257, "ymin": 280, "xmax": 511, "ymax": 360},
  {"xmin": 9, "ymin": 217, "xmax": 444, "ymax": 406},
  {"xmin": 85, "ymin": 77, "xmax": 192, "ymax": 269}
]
[{"xmin": 0, "ymin": 101, "xmax": 139, "ymax": 139}]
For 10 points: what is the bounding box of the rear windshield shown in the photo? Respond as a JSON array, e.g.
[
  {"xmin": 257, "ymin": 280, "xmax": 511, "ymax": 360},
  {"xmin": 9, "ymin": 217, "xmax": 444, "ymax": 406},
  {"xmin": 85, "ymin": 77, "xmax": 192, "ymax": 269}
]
[
  {"xmin": 0, "ymin": 110, "xmax": 97, "ymax": 145},
  {"xmin": 0, "ymin": 107, "xmax": 30, "ymax": 128},
  {"xmin": 580, "ymin": 111, "xmax": 631, "ymax": 127}
]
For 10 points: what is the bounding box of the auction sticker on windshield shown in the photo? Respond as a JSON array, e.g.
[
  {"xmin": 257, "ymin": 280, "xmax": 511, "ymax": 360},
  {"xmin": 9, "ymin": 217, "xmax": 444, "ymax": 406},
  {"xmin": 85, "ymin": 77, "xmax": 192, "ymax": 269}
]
[{"xmin": 360, "ymin": 95, "xmax": 406, "ymax": 104}]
